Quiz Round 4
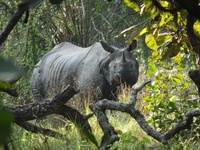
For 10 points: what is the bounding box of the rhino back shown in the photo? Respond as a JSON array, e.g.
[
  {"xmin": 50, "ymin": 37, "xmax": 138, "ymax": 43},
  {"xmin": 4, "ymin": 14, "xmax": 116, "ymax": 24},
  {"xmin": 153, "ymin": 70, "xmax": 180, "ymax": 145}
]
[
  {"xmin": 31, "ymin": 42, "xmax": 92, "ymax": 100},
  {"xmin": 76, "ymin": 42, "xmax": 110, "ymax": 98}
]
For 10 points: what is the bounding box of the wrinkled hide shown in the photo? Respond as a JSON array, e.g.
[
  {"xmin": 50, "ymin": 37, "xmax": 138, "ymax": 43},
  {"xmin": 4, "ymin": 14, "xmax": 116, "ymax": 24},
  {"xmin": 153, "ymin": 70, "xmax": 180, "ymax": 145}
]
[{"xmin": 30, "ymin": 41, "xmax": 139, "ymax": 101}]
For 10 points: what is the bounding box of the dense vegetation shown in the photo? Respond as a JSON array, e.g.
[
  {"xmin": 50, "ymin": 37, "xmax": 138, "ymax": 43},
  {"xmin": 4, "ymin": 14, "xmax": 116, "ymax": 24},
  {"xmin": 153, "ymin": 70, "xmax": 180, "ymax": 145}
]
[{"xmin": 0, "ymin": 0, "xmax": 200, "ymax": 149}]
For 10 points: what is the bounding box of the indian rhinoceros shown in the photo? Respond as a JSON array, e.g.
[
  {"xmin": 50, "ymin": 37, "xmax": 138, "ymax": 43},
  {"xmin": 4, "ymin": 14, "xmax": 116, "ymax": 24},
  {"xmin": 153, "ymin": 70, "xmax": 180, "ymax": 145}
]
[{"xmin": 30, "ymin": 40, "xmax": 139, "ymax": 101}]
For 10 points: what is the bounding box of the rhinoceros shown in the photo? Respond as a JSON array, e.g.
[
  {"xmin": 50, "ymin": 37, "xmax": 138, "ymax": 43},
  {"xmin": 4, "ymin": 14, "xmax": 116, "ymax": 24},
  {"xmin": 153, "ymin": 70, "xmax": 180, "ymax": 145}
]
[{"xmin": 30, "ymin": 40, "xmax": 139, "ymax": 102}]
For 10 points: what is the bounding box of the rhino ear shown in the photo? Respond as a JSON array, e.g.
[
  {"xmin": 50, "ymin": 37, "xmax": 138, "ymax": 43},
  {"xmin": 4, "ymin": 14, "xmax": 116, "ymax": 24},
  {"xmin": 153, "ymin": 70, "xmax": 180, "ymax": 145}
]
[
  {"xmin": 100, "ymin": 41, "xmax": 116, "ymax": 53},
  {"xmin": 127, "ymin": 40, "xmax": 137, "ymax": 51}
]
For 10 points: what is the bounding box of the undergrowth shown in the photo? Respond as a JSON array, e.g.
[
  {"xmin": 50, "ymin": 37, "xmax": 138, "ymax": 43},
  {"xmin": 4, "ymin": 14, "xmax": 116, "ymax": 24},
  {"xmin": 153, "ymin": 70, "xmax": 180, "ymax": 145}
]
[{"xmin": 1, "ymin": 65, "xmax": 200, "ymax": 150}]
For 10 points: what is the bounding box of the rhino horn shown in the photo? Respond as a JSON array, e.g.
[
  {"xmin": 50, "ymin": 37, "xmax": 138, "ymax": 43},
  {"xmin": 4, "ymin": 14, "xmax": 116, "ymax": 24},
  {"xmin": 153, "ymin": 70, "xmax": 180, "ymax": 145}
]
[
  {"xmin": 100, "ymin": 41, "xmax": 115, "ymax": 53},
  {"xmin": 121, "ymin": 51, "xmax": 127, "ymax": 63}
]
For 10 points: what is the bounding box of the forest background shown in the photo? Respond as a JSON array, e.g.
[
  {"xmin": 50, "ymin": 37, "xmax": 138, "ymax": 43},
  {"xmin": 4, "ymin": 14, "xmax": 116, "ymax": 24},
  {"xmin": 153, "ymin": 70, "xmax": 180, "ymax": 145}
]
[{"xmin": 0, "ymin": 0, "xmax": 200, "ymax": 149}]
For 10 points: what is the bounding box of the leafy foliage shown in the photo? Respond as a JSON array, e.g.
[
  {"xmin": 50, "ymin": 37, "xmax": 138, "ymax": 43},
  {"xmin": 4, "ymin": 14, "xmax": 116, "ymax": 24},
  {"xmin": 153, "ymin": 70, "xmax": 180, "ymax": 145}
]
[
  {"xmin": 0, "ymin": 0, "xmax": 200, "ymax": 149},
  {"xmin": 143, "ymin": 62, "xmax": 199, "ymax": 139},
  {"xmin": 117, "ymin": 1, "xmax": 199, "ymax": 142},
  {"xmin": 0, "ymin": 110, "xmax": 13, "ymax": 145},
  {"xmin": 118, "ymin": 0, "xmax": 195, "ymax": 64}
]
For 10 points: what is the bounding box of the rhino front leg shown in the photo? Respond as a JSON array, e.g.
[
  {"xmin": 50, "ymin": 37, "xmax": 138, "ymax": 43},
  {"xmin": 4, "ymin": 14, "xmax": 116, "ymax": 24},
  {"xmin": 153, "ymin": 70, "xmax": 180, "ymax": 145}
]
[{"xmin": 31, "ymin": 88, "xmax": 46, "ymax": 102}]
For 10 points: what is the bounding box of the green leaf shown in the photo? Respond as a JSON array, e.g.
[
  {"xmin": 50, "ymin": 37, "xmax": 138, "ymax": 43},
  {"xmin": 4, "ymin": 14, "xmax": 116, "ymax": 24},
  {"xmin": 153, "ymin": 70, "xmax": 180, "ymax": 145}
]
[
  {"xmin": 194, "ymin": 20, "xmax": 200, "ymax": 37},
  {"xmin": 148, "ymin": 51, "xmax": 162, "ymax": 62},
  {"xmin": 82, "ymin": 129, "xmax": 98, "ymax": 148},
  {"xmin": 159, "ymin": 12, "xmax": 174, "ymax": 27},
  {"xmin": 0, "ymin": 110, "xmax": 13, "ymax": 145},
  {"xmin": 124, "ymin": 0, "xmax": 140, "ymax": 12},
  {"xmin": 149, "ymin": 63, "xmax": 157, "ymax": 72},
  {"xmin": 145, "ymin": 33, "xmax": 158, "ymax": 50},
  {"xmin": 146, "ymin": 64, "xmax": 157, "ymax": 76},
  {"xmin": 95, "ymin": 2, "xmax": 102, "ymax": 13},
  {"xmin": 160, "ymin": 38, "xmax": 181, "ymax": 60},
  {"xmin": 175, "ymin": 74, "xmax": 184, "ymax": 80},
  {"xmin": 172, "ymin": 74, "xmax": 184, "ymax": 84},
  {"xmin": 157, "ymin": 34, "xmax": 172, "ymax": 46},
  {"xmin": 0, "ymin": 81, "xmax": 12, "ymax": 91},
  {"xmin": 142, "ymin": 96, "xmax": 154, "ymax": 102},
  {"xmin": 0, "ymin": 57, "xmax": 24, "ymax": 83},
  {"xmin": 140, "ymin": 137, "xmax": 151, "ymax": 144},
  {"xmin": 146, "ymin": 63, "xmax": 157, "ymax": 75}
]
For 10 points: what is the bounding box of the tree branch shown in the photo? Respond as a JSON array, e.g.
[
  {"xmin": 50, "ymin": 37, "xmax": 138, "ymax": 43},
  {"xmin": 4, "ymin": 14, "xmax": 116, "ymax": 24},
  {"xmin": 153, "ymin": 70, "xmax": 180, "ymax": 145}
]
[
  {"xmin": 3, "ymin": 86, "xmax": 92, "ymax": 138},
  {"xmin": 90, "ymin": 81, "xmax": 200, "ymax": 148},
  {"xmin": 16, "ymin": 121, "xmax": 65, "ymax": 139},
  {"xmin": 0, "ymin": 6, "xmax": 27, "ymax": 45},
  {"xmin": 3, "ymin": 86, "xmax": 77, "ymax": 121}
]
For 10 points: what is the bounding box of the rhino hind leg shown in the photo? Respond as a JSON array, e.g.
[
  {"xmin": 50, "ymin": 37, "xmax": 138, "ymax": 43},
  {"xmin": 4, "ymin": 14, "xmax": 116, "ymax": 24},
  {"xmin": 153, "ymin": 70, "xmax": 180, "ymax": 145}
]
[{"xmin": 30, "ymin": 72, "xmax": 46, "ymax": 102}]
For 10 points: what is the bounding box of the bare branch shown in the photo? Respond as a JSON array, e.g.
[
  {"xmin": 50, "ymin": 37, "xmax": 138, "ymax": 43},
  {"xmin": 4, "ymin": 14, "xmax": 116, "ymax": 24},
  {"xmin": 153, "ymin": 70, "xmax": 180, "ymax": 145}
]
[
  {"xmin": 0, "ymin": 6, "xmax": 27, "ymax": 45},
  {"xmin": 3, "ymin": 86, "xmax": 77, "ymax": 121},
  {"xmin": 90, "ymin": 80, "xmax": 200, "ymax": 148},
  {"xmin": 3, "ymin": 86, "xmax": 92, "ymax": 137},
  {"xmin": 16, "ymin": 121, "xmax": 65, "ymax": 139},
  {"xmin": 129, "ymin": 80, "xmax": 151, "ymax": 106},
  {"xmin": 164, "ymin": 109, "xmax": 200, "ymax": 139}
]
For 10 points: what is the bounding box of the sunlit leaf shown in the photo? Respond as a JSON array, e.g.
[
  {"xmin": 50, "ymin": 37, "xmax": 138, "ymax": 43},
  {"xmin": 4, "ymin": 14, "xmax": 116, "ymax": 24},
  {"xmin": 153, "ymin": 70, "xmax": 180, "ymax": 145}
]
[
  {"xmin": 124, "ymin": 0, "xmax": 140, "ymax": 12},
  {"xmin": 142, "ymin": 96, "xmax": 154, "ymax": 102},
  {"xmin": 181, "ymin": 81, "xmax": 189, "ymax": 90},
  {"xmin": 146, "ymin": 64, "xmax": 157, "ymax": 75},
  {"xmin": 143, "ymin": 0, "xmax": 158, "ymax": 17},
  {"xmin": 159, "ymin": 12, "xmax": 174, "ymax": 27},
  {"xmin": 149, "ymin": 63, "xmax": 157, "ymax": 72},
  {"xmin": 193, "ymin": 20, "xmax": 200, "ymax": 37},
  {"xmin": 175, "ymin": 74, "xmax": 184, "ymax": 79},
  {"xmin": 172, "ymin": 52, "xmax": 182, "ymax": 64},
  {"xmin": 148, "ymin": 51, "xmax": 162, "ymax": 62},
  {"xmin": 173, "ymin": 77, "xmax": 181, "ymax": 84},
  {"xmin": 145, "ymin": 33, "xmax": 158, "ymax": 50}
]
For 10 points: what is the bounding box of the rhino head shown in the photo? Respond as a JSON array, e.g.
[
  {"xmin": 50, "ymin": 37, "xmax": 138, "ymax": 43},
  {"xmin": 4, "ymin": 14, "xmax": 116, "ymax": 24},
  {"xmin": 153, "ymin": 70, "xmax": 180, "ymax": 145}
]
[{"xmin": 100, "ymin": 40, "xmax": 139, "ymax": 87}]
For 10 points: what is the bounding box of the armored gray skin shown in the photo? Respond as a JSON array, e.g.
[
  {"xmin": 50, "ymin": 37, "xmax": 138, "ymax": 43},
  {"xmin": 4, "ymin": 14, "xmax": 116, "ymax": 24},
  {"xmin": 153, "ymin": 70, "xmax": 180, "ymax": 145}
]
[{"xmin": 30, "ymin": 41, "xmax": 139, "ymax": 101}]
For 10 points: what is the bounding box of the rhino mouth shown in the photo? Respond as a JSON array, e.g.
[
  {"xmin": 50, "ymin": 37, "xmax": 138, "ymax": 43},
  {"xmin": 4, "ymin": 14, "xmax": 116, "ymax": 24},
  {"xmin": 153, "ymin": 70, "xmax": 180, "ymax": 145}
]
[{"xmin": 115, "ymin": 72, "xmax": 138, "ymax": 86}]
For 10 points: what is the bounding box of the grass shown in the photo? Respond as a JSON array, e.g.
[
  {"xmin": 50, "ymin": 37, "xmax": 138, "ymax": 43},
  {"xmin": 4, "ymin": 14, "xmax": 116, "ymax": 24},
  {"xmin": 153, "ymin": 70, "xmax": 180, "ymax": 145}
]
[
  {"xmin": 2, "ymin": 66, "xmax": 200, "ymax": 149},
  {"xmin": 5, "ymin": 107, "xmax": 200, "ymax": 150}
]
